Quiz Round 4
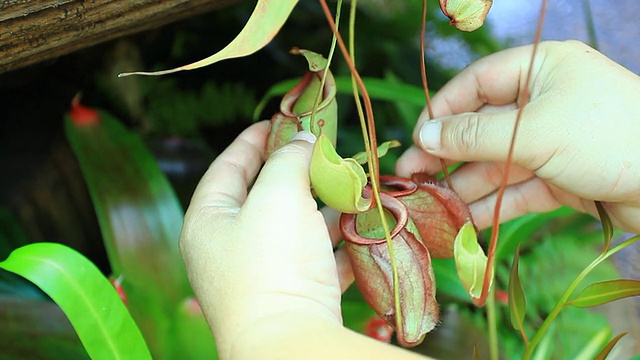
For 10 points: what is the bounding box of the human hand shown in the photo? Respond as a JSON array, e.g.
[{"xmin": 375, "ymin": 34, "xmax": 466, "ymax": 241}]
[
  {"xmin": 179, "ymin": 122, "xmax": 353, "ymax": 359},
  {"xmin": 397, "ymin": 40, "xmax": 640, "ymax": 234}
]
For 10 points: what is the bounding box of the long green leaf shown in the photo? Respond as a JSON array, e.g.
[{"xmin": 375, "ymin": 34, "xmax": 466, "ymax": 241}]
[
  {"xmin": 594, "ymin": 332, "xmax": 627, "ymax": 360},
  {"xmin": 573, "ymin": 326, "xmax": 612, "ymax": 360},
  {"xmin": 495, "ymin": 207, "xmax": 575, "ymax": 260},
  {"xmin": 65, "ymin": 108, "xmax": 193, "ymax": 356},
  {"xmin": 119, "ymin": 0, "xmax": 298, "ymax": 76},
  {"xmin": 431, "ymin": 258, "xmax": 470, "ymax": 302},
  {"xmin": 569, "ymin": 279, "xmax": 640, "ymax": 308},
  {"xmin": 508, "ymin": 245, "xmax": 527, "ymax": 333},
  {"xmin": 0, "ymin": 243, "xmax": 151, "ymax": 360},
  {"xmin": 253, "ymin": 76, "xmax": 427, "ymax": 120}
]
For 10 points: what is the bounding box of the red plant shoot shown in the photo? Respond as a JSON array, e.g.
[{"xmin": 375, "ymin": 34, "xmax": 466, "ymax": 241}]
[{"xmin": 69, "ymin": 94, "xmax": 100, "ymax": 126}]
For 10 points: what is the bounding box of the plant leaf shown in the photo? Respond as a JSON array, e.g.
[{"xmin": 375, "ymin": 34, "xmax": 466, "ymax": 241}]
[
  {"xmin": 431, "ymin": 258, "xmax": 470, "ymax": 302},
  {"xmin": 495, "ymin": 207, "xmax": 576, "ymax": 261},
  {"xmin": 0, "ymin": 243, "xmax": 151, "ymax": 359},
  {"xmin": 595, "ymin": 201, "xmax": 613, "ymax": 250},
  {"xmin": 119, "ymin": 0, "xmax": 298, "ymax": 76},
  {"xmin": 0, "ymin": 295, "xmax": 88, "ymax": 359},
  {"xmin": 171, "ymin": 298, "xmax": 218, "ymax": 359},
  {"xmin": 508, "ymin": 245, "xmax": 526, "ymax": 331},
  {"xmin": 352, "ymin": 140, "xmax": 401, "ymax": 165},
  {"xmin": 65, "ymin": 107, "xmax": 193, "ymax": 356},
  {"xmin": 594, "ymin": 332, "xmax": 627, "ymax": 360},
  {"xmin": 254, "ymin": 76, "xmax": 427, "ymax": 121},
  {"xmin": 569, "ymin": 279, "xmax": 640, "ymax": 308}
]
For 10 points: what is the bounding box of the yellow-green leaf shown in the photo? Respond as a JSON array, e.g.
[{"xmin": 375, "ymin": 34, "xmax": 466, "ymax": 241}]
[
  {"xmin": 508, "ymin": 245, "xmax": 526, "ymax": 331},
  {"xmin": 310, "ymin": 134, "xmax": 371, "ymax": 213},
  {"xmin": 352, "ymin": 140, "xmax": 401, "ymax": 165},
  {"xmin": 119, "ymin": 0, "xmax": 298, "ymax": 76},
  {"xmin": 569, "ymin": 279, "xmax": 640, "ymax": 308},
  {"xmin": 594, "ymin": 332, "xmax": 627, "ymax": 360},
  {"xmin": 453, "ymin": 222, "xmax": 492, "ymax": 302}
]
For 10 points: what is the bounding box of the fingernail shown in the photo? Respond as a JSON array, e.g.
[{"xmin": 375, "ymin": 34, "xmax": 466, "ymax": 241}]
[
  {"xmin": 419, "ymin": 121, "xmax": 442, "ymax": 151},
  {"xmin": 291, "ymin": 131, "xmax": 317, "ymax": 144}
]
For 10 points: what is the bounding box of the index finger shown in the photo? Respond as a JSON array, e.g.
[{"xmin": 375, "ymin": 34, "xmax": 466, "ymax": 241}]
[
  {"xmin": 188, "ymin": 121, "xmax": 270, "ymax": 210},
  {"xmin": 430, "ymin": 44, "xmax": 538, "ymax": 118}
]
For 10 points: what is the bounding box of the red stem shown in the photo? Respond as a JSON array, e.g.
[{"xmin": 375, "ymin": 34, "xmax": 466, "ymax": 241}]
[
  {"xmin": 420, "ymin": 0, "xmax": 453, "ymax": 189},
  {"xmin": 318, "ymin": 0, "xmax": 380, "ymax": 182},
  {"xmin": 477, "ymin": 0, "xmax": 548, "ymax": 306}
]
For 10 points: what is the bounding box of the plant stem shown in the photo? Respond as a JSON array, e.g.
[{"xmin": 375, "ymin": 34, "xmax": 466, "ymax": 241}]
[
  {"xmin": 522, "ymin": 234, "xmax": 640, "ymax": 359},
  {"xmin": 345, "ymin": 0, "xmax": 402, "ymax": 336},
  {"xmin": 310, "ymin": 0, "xmax": 342, "ymax": 133},
  {"xmin": 479, "ymin": 0, "xmax": 548, "ymax": 307},
  {"xmin": 486, "ymin": 289, "xmax": 499, "ymax": 360},
  {"xmin": 419, "ymin": 0, "xmax": 452, "ymax": 189}
]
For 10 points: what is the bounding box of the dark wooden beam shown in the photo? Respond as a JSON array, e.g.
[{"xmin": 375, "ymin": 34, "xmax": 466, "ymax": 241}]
[{"xmin": 0, "ymin": 0, "xmax": 244, "ymax": 74}]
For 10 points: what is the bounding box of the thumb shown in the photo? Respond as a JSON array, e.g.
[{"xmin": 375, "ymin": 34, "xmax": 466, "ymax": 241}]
[
  {"xmin": 248, "ymin": 131, "xmax": 317, "ymax": 204},
  {"xmin": 415, "ymin": 110, "xmax": 529, "ymax": 164}
]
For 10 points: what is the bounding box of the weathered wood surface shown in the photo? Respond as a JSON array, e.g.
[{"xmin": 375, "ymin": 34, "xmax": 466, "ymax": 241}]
[{"xmin": 0, "ymin": 0, "xmax": 243, "ymax": 74}]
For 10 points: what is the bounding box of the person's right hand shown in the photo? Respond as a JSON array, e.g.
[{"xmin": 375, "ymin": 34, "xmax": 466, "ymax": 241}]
[{"xmin": 396, "ymin": 40, "xmax": 640, "ymax": 234}]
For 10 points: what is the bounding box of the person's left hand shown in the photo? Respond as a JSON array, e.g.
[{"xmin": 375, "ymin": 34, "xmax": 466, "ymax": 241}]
[{"xmin": 179, "ymin": 121, "xmax": 353, "ymax": 359}]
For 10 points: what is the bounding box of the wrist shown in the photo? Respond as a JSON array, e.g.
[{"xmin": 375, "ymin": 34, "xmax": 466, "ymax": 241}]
[
  {"xmin": 210, "ymin": 294, "xmax": 341, "ymax": 359},
  {"xmin": 226, "ymin": 311, "xmax": 431, "ymax": 360},
  {"xmin": 227, "ymin": 311, "xmax": 341, "ymax": 360}
]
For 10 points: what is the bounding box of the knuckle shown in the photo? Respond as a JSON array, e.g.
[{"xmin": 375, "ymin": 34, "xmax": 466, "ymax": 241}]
[{"xmin": 453, "ymin": 114, "xmax": 482, "ymax": 153}]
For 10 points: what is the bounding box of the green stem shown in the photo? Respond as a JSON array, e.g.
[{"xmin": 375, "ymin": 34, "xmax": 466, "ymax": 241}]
[
  {"xmin": 310, "ymin": 0, "xmax": 342, "ymax": 133},
  {"xmin": 346, "ymin": 0, "xmax": 402, "ymax": 334},
  {"xmin": 522, "ymin": 234, "xmax": 640, "ymax": 359},
  {"xmin": 582, "ymin": 0, "xmax": 599, "ymax": 50},
  {"xmin": 486, "ymin": 289, "xmax": 499, "ymax": 360}
]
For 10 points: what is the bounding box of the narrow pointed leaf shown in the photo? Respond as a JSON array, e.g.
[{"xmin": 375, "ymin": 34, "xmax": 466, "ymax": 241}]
[
  {"xmin": 594, "ymin": 332, "xmax": 627, "ymax": 360},
  {"xmin": 570, "ymin": 279, "xmax": 640, "ymax": 308},
  {"xmin": 508, "ymin": 245, "xmax": 526, "ymax": 331},
  {"xmin": 431, "ymin": 258, "xmax": 469, "ymax": 302},
  {"xmin": 254, "ymin": 76, "xmax": 427, "ymax": 121},
  {"xmin": 352, "ymin": 140, "xmax": 401, "ymax": 165},
  {"xmin": 119, "ymin": 0, "xmax": 298, "ymax": 76},
  {"xmin": 0, "ymin": 243, "xmax": 151, "ymax": 359},
  {"xmin": 66, "ymin": 106, "xmax": 191, "ymax": 356},
  {"xmin": 595, "ymin": 201, "xmax": 613, "ymax": 250},
  {"xmin": 472, "ymin": 344, "xmax": 480, "ymax": 360},
  {"xmin": 310, "ymin": 134, "xmax": 371, "ymax": 213},
  {"xmin": 171, "ymin": 298, "xmax": 218, "ymax": 359},
  {"xmin": 0, "ymin": 295, "xmax": 88, "ymax": 359},
  {"xmin": 495, "ymin": 207, "xmax": 575, "ymax": 261}
]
